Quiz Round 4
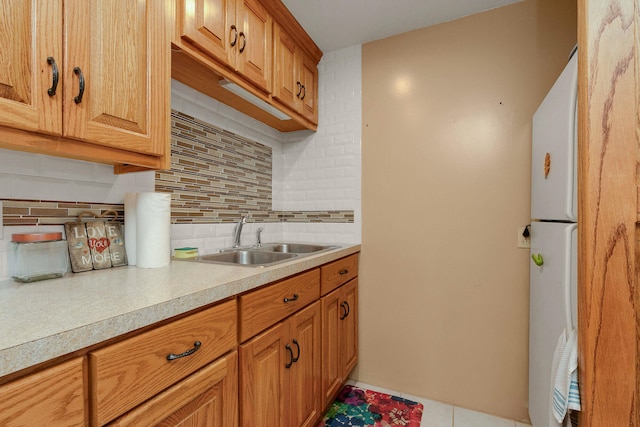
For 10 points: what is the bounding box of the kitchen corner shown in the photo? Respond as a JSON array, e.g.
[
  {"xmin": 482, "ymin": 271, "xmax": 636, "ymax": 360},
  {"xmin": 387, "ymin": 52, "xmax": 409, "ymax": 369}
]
[
  {"xmin": 0, "ymin": 243, "xmax": 359, "ymax": 378},
  {"xmin": 0, "ymin": 33, "xmax": 361, "ymax": 423},
  {"xmin": 9, "ymin": 0, "xmax": 629, "ymax": 425}
]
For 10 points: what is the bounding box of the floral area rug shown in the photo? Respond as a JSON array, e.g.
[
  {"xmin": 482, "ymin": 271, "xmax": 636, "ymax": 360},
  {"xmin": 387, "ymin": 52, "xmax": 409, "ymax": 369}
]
[{"xmin": 319, "ymin": 384, "xmax": 424, "ymax": 426}]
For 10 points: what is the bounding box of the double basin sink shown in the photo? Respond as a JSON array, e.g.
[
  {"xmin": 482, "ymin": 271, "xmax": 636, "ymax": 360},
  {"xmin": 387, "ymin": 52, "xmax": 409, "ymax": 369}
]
[{"xmin": 183, "ymin": 243, "xmax": 338, "ymax": 267}]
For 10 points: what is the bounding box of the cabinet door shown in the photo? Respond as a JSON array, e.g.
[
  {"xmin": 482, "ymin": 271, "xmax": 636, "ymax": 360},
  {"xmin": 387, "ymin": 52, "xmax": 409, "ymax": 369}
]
[
  {"xmin": 177, "ymin": 0, "xmax": 237, "ymax": 69},
  {"xmin": 321, "ymin": 279, "xmax": 359, "ymax": 408},
  {"xmin": 340, "ymin": 279, "xmax": 358, "ymax": 378},
  {"xmin": 63, "ymin": 0, "xmax": 169, "ymax": 156},
  {"xmin": 272, "ymin": 22, "xmax": 299, "ymax": 112},
  {"xmin": 321, "ymin": 288, "xmax": 342, "ymax": 408},
  {"xmin": 0, "ymin": 357, "xmax": 86, "ymax": 426},
  {"xmin": 236, "ymin": 0, "xmax": 271, "ymax": 93},
  {"xmin": 289, "ymin": 302, "xmax": 321, "ymax": 427},
  {"xmin": 299, "ymin": 53, "xmax": 318, "ymax": 124},
  {"xmin": 110, "ymin": 351, "xmax": 238, "ymax": 427},
  {"xmin": 240, "ymin": 321, "xmax": 289, "ymax": 427},
  {"xmin": 0, "ymin": 0, "xmax": 62, "ymax": 135}
]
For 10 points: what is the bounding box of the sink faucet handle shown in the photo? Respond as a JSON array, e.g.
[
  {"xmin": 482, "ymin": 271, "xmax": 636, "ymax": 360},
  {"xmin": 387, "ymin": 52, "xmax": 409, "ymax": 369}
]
[{"xmin": 256, "ymin": 227, "xmax": 263, "ymax": 247}]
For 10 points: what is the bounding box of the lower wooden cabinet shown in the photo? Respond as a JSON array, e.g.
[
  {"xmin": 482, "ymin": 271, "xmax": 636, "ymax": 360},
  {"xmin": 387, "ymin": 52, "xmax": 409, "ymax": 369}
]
[
  {"xmin": 240, "ymin": 301, "xmax": 321, "ymax": 427},
  {"xmin": 289, "ymin": 302, "xmax": 322, "ymax": 427},
  {"xmin": 0, "ymin": 252, "xmax": 360, "ymax": 427},
  {"xmin": 89, "ymin": 299, "xmax": 237, "ymax": 425},
  {"xmin": 339, "ymin": 279, "xmax": 358, "ymax": 378},
  {"xmin": 109, "ymin": 351, "xmax": 238, "ymax": 427},
  {"xmin": 0, "ymin": 357, "xmax": 86, "ymax": 426},
  {"xmin": 321, "ymin": 278, "xmax": 358, "ymax": 408}
]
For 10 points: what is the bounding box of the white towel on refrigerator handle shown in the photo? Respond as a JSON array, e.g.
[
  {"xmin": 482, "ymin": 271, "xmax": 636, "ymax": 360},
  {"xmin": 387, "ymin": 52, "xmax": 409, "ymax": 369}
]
[{"xmin": 550, "ymin": 328, "xmax": 580, "ymax": 424}]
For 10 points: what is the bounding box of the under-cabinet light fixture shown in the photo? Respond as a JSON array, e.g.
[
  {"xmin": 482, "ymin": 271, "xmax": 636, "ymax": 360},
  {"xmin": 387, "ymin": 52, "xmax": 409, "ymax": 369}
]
[{"xmin": 218, "ymin": 79, "xmax": 291, "ymax": 121}]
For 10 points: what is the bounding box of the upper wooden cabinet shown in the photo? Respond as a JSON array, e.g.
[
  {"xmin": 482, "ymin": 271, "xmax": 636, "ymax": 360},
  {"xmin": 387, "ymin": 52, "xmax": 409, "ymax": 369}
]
[
  {"xmin": 298, "ymin": 53, "xmax": 318, "ymax": 123},
  {"xmin": 236, "ymin": 0, "xmax": 272, "ymax": 92},
  {"xmin": 178, "ymin": 0, "xmax": 237, "ymax": 69},
  {"xmin": 64, "ymin": 0, "xmax": 170, "ymax": 157},
  {"xmin": 177, "ymin": 0, "xmax": 272, "ymax": 93},
  {"xmin": 0, "ymin": 0, "xmax": 171, "ymax": 172},
  {"xmin": 0, "ymin": 1, "xmax": 63, "ymax": 135},
  {"xmin": 272, "ymin": 22, "xmax": 318, "ymax": 124},
  {"xmin": 172, "ymin": 0, "xmax": 322, "ymax": 132}
]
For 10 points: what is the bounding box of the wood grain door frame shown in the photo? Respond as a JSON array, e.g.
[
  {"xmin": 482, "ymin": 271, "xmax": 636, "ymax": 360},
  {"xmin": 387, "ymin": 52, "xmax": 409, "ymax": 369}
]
[{"xmin": 577, "ymin": 0, "xmax": 640, "ymax": 425}]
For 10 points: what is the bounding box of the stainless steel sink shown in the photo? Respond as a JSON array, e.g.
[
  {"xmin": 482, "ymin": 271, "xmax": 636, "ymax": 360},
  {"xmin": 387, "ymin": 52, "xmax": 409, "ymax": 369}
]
[
  {"xmin": 257, "ymin": 243, "xmax": 336, "ymax": 254},
  {"xmin": 195, "ymin": 250, "xmax": 297, "ymax": 266},
  {"xmin": 177, "ymin": 242, "xmax": 338, "ymax": 267}
]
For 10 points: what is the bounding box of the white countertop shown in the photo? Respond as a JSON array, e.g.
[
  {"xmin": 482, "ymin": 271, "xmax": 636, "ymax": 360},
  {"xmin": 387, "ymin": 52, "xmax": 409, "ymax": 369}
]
[{"xmin": 0, "ymin": 243, "xmax": 360, "ymax": 378}]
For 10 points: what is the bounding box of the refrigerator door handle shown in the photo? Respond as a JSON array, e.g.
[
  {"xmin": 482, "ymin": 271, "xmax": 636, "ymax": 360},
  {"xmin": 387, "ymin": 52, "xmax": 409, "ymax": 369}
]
[
  {"xmin": 565, "ymin": 81, "xmax": 578, "ymax": 221},
  {"xmin": 532, "ymin": 253, "xmax": 544, "ymax": 266},
  {"xmin": 564, "ymin": 224, "xmax": 578, "ymax": 332}
]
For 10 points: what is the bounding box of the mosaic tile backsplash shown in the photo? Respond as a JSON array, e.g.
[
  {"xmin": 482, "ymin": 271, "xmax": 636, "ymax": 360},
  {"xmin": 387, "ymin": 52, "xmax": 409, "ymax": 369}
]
[
  {"xmin": 0, "ymin": 110, "xmax": 353, "ymax": 226},
  {"xmin": 2, "ymin": 201, "xmax": 125, "ymax": 226},
  {"xmin": 158, "ymin": 110, "xmax": 353, "ymax": 224},
  {"xmin": 159, "ymin": 110, "xmax": 276, "ymax": 223}
]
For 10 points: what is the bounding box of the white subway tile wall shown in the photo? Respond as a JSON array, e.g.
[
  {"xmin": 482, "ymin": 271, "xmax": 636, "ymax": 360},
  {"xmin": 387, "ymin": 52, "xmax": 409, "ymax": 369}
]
[
  {"xmin": 282, "ymin": 222, "xmax": 357, "ymax": 245},
  {"xmin": 0, "ymin": 149, "xmax": 156, "ymax": 204},
  {"xmin": 170, "ymin": 79, "xmax": 286, "ymax": 151},
  {"xmin": 0, "ymin": 45, "xmax": 363, "ymax": 279},
  {"xmin": 281, "ymin": 46, "xmax": 362, "ymax": 230}
]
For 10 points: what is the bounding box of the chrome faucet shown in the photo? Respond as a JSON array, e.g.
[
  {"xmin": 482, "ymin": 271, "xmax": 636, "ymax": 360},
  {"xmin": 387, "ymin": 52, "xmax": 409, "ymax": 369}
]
[
  {"xmin": 255, "ymin": 227, "xmax": 263, "ymax": 247},
  {"xmin": 232, "ymin": 215, "xmax": 248, "ymax": 248}
]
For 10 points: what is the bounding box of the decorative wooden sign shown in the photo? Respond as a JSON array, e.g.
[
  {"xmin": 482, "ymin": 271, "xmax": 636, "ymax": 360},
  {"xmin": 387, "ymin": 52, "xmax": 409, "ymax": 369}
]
[
  {"xmin": 104, "ymin": 222, "xmax": 127, "ymax": 267},
  {"xmin": 65, "ymin": 221, "xmax": 93, "ymax": 272},
  {"xmin": 64, "ymin": 211, "xmax": 128, "ymax": 273}
]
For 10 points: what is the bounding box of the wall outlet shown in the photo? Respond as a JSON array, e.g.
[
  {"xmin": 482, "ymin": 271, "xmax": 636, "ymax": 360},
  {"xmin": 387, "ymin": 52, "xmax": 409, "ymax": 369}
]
[{"xmin": 518, "ymin": 226, "xmax": 530, "ymax": 249}]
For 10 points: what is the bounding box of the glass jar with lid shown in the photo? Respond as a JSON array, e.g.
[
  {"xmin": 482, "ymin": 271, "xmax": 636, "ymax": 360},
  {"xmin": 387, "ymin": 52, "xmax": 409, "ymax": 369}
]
[{"xmin": 9, "ymin": 232, "xmax": 69, "ymax": 282}]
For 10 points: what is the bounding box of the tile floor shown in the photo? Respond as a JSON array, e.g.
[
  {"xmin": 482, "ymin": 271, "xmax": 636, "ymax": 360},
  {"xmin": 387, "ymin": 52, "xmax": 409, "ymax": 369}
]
[{"xmin": 346, "ymin": 381, "xmax": 532, "ymax": 427}]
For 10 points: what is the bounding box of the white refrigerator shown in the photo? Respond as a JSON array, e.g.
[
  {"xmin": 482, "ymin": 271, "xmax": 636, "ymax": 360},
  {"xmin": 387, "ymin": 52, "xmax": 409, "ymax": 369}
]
[{"xmin": 529, "ymin": 47, "xmax": 578, "ymax": 427}]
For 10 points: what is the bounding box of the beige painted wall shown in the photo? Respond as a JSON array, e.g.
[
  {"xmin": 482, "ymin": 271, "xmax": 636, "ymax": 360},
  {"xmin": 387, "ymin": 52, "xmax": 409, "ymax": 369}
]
[{"xmin": 358, "ymin": 0, "xmax": 577, "ymax": 421}]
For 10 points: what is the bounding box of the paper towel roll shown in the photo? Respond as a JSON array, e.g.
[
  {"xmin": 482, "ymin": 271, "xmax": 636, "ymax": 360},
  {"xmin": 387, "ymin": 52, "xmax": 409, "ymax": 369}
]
[
  {"xmin": 124, "ymin": 193, "xmax": 138, "ymax": 266},
  {"xmin": 135, "ymin": 192, "xmax": 171, "ymax": 268}
]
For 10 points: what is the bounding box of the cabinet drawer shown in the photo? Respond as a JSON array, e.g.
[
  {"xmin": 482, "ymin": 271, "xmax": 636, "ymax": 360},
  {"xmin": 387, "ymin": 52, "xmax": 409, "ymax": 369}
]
[
  {"xmin": 90, "ymin": 299, "xmax": 237, "ymax": 425},
  {"xmin": 239, "ymin": 269, "xmax": 320, "ymax": 342},
  {"xmin": 0, "ymin": 357, "xmax": 86, "ymax": 426},
  {"xmin": 109, "ymin": 351, "xmax": 238, "ymax": 427},
  {"xmin": 320, "ymin": 253, "xmax": 359, "ymax": 295}
]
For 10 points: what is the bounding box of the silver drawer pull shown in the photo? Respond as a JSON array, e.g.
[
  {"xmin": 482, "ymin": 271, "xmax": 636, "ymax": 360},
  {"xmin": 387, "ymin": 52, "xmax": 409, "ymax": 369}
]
[
  {"xmin": 166, "ymin": 341, "xmax": 201, "ymax": 361},
  {"xmin": 339, "ymin": 269, "xmax": 349, "ymax": 275},
  {"xmin": 283, "ymin": 293, "xmax": 299, "ymax": 303}
]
